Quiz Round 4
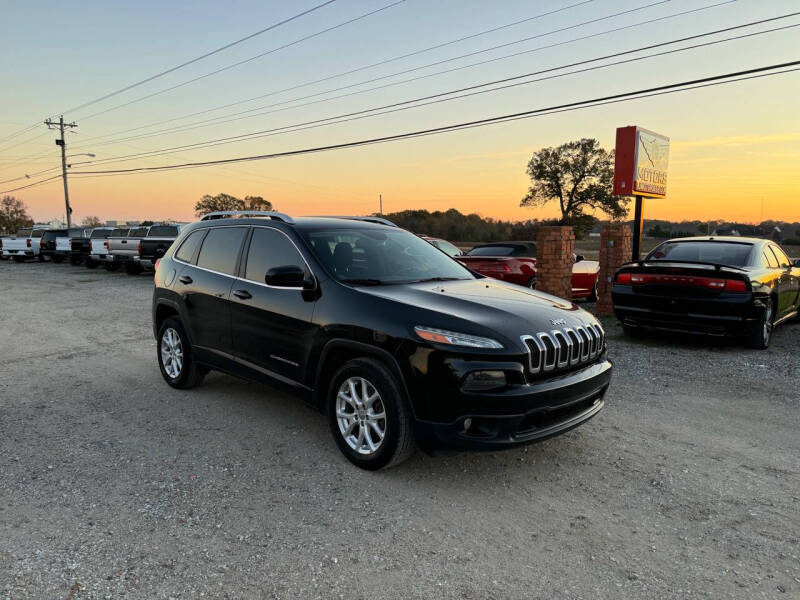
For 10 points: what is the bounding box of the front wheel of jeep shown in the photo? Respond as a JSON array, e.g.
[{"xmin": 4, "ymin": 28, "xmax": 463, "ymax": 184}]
[{"xmin": 327, "ymin": 358, "xmax": 415, "ymax": 470}]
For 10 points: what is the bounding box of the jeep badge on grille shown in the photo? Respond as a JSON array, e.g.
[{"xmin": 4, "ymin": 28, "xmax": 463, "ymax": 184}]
[{"xmin": 550, "ymin": 318, "xmax": 567, "ymax": 326}]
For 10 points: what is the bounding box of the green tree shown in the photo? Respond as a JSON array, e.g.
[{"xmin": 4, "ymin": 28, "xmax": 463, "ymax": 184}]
[
  {"xmin": 0, "ymin": 195, "xmax": 34, "ymax": 233},
  {"xmin": 520, "ymin": 138, "xmax": 627, "ymax": 223},
  {"xmin": 194, "ymin": 193, "xmax": 274, "ymax": 217},
  {"xmin": 81, "ymin": 215, "xmax": 103, "ymax": 227},
  {"xmin": 243, "ymin": 195, "xmax": 273, "ymax": 211}
]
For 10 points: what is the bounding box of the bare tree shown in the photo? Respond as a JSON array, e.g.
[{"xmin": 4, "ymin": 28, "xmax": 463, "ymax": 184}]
[{"xmin": 0, "ymin": 196, "xmax": 34, "ymax": 233}]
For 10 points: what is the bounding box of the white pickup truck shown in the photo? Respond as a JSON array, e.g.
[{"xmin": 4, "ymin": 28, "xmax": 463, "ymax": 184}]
[
  {"xmin": 2, "ymin": 227, "xmax": 47, "ymax": 262},
  {"xmin": 84, "ymin": 227, "xmax": 117, "ymax": 269}
]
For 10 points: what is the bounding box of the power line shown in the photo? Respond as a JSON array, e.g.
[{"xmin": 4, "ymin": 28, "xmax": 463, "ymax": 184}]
[
  {"xmin": 61, "ymin": 0, "xmax": 338, "ymax": 115},
  {"xmin": 71, "ymin": 0, "xmax": 599, "ymax": 144},
  {"xmin": 0, "ymin": 1, "xmax": 338, "ymax": 152},
  {"xmin": 75, "ymin": 0, "xmax": 408, "ymax": 122},
  {"xmin": 63, "ymin": 21, "xmax": 799, "ymax": 170},
  {"xmin": 74, "ymin": 0, "xmax": 679, "ymax": 147},
  {"xmin": 52, "ymin": 61, "xmax": 797, "ymax": 180},
  {"xmin": 79, "ymin": 5, "xmax": 788, "ymax": 156}
]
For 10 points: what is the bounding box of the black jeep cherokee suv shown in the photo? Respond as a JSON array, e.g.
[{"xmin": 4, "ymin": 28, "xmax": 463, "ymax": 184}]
[{"xmin": 152, "ymin": 212, "xmax": 612, "ymax": 469}]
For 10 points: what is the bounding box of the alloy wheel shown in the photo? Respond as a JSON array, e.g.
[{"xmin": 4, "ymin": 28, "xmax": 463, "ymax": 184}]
[
  {"xmin": 160, "ymin": 327, "xmax": 184, "ymax": 379},
  {"xmin": 335, "ymin": 377, "xmax": 387, "ymax": 455}
]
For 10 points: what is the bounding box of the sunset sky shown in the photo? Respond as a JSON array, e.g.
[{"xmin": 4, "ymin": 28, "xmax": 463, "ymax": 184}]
[{"xmin": 1, "ymin": 0, "xmax": 798, "ymax": 225}]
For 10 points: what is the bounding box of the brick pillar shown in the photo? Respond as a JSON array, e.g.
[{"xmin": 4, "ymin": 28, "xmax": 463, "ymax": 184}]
[
  {"xmin": 535, "ymin": 226, "xmax": 575, "ymax": 300},
  {"xmin": 596, "ymin": 223, "xmax": 632, "ymax": 315}
]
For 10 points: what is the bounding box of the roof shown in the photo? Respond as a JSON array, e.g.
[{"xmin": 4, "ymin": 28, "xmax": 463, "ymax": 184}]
[{"xmin": 193, "ymin": 215, "xmax": 398, "ymax": 230}]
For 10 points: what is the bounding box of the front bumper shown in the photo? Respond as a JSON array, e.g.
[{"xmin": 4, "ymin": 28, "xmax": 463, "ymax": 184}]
[{"xmin": 413, "ymin": 359, "xmax": 612, "ymax": 450}]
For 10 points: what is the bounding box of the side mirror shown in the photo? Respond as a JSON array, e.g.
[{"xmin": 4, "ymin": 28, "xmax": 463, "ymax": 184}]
[
  {"xmin": 793, "ymin": 258, "xmax": 800, "ymax": 268},
  {"xmin": 265, "ymin": 265, "xmax": 313, "ymax": 289},
  {"xmin": 575, "ymin": 254, "xmax": 584, "ymax": 263}
]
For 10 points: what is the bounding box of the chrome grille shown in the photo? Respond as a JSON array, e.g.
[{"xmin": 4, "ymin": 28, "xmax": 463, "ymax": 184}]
[{"xmin": 521, "ymin": 322, "xmax": 605, "ymax": 375}]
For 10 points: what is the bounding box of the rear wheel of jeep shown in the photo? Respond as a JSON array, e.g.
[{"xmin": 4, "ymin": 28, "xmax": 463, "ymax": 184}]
[
  {"xmin": 157, "ymin": 316, "xmax": 207, "ymax": 389},
  {"xmin": 327, "ymin": 358, "xmax": 415, "ymax": 470}
]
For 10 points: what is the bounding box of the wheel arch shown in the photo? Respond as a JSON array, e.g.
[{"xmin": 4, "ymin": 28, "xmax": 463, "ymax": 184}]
[{"xmin": 312, "ymin": 339, "xmax": 415, "ymax": 418}]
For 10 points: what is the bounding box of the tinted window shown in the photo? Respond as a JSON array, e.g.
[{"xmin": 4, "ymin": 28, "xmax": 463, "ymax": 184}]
[
  {"xmin": 300, "ymin": 227, "xmax": 473, "ymax": 284},
  {"xmin": 770, "ymin": 245, "xmax": 791, "ymax": 267},
  {"xmin": 148, "ymin": 225, "xmax": 179, "ymax": 237},
  {"xmin": 468, "ymin": 245, "xmax": 518, "ymax": 257},
  {"xmin": 16, "ymin": 228, "xmax": 32, "ymax": 237},
  {"xmin": 31, "ymin": 229, "xmax": 45, "ymax": 238},
  {"xmin": 646, "ymin": 241, "xmax": 753, "ymax": 266},
  {"xmin": 196, "ymin": 227, "xmax": 247, "ymax": 275},
  {"xmin": 245, "ymin": 227, "xmax": 306, "ymax": 283},
  {"xmin": 129, "ymin": 227, "xmax": 149, "ymax": 237},
  {"xmin": 68, "ymin": 228, "xmax": 87, "ymax": 237},
  {"xmin": 763, "ymin": 250, "xmax": 779, "ymax": 268},
  {"xmin": 175, "ymin": 230, "xmax": 205, "ymax": 263},
  {"xmin": 90, "ymin": 229, "xmax": 112, "ymax": 239},
  {"xmin": 434, "ymin": 240, "xmax": 462, "ymax": 257}
]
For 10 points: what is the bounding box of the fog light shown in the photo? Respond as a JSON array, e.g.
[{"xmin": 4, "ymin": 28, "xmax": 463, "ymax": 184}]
[
  {"xmin": 461, "ymin": 370, "xmax": 506, "ymax": 392},
  {"xmin": 463, "ymin": 418, "xmax": 472, "ymax": 432}
]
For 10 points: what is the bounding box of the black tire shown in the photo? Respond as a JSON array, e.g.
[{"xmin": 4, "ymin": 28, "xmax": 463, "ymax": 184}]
[
  {"xmin": 69, "ymin": 256, "xmax": 82, "ymax": 266},
  {"xmin": 52, "ymin": 255, "xmax": 64, "ymax": 264},
  {"xmin": 327, "ymin": 358, "xmax": 415, "ymax": 470},
  {"xmin": 621, "ymin": 323, "xmax": 641, "ymax": 338},
  {"xmin": 527, "ymin": 277, "xmax": 537, "ymax": 289},
  {"xmin": 13, "ymin": 256, "xmax": 25, "ymax": 263},
  {"xmin": 37, "ymin": 253, "xmax": 45, "ymax": 262},
  {"xmin": 104, "ymin": 262, "xmax": 120, "ymax": 271},
  {"xmin": 85, "ymin": 258, "xmax": 99, "ymax": 269},
  {"xmin": 745, "ymin": 298, "xmax": 775, "ymax": 350},
  {"xmin": 125, "ymin": 262, "xmax": 142, "ymax": 275},
  {"xmin": 156, "ymin": 316, "xmax": 207, "ymax": 389}
]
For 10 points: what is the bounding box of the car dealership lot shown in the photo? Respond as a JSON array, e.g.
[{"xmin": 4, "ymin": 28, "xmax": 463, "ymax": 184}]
[{"xmin": 1, "ymin": 261, "xmax": 798, "ymax": 599}]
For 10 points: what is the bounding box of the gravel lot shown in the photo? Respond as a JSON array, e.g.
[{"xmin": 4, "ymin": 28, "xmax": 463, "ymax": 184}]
[{"xmin": 1, "ymin": 260, "xmax": 798, "ymax": 599}]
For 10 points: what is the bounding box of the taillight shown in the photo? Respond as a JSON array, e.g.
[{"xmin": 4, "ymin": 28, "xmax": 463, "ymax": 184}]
[
  {"xmin": 104, "ymin": 240, "xmax": 109, "ymax": 251},
  {"xmin": 723, "ymin": 279, "xmax": 747, "ymax": 292},
  {"xmin": 137, "ymin": 241, "xmax": 143, "ymax": 256},
  {"xmin": 154, "ymin": 259, "xmax": 161, "ymax": 272},
  {"xmin": 615, "ymin": 272, "xmax": 631, "ymax": 284},
  {"xmin": 27, "ymin": 239, "xmax": 31, "ymax": 248}
]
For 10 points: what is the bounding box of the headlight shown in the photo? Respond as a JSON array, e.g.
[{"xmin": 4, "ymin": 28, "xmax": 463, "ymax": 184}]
[{"xmin": 414, "ymin": 326, "xmax": 503, "ymax": 349}]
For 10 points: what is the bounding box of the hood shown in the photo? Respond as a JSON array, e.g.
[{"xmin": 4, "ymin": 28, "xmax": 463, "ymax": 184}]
[{"xmin": 357, "ymin": 278, "xmax": 598, "ymax": 347}]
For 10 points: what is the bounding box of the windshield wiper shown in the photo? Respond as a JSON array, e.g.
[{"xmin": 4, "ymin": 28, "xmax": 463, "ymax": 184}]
[
  {"xmin": 409, "ymin": 277, "xmax": 468, "ymax": 283},
  {"xmin": 340, "ymin": 278, "xmax": 388, "ymax": 286}
]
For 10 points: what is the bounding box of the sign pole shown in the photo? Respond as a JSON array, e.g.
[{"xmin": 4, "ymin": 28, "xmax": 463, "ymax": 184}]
[{"xmin": 632, "ymin": 195, "xmax": 644, "ymax": 261}]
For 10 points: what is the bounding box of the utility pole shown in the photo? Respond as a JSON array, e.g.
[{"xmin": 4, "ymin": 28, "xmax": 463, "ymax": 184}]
[
  {"xmin": 44, "ymin": 116, "xmax": 77, "ymax": 227},
  {"xmin": 379, "ymin": 193, "xmax": 383, "ymax": 216}
]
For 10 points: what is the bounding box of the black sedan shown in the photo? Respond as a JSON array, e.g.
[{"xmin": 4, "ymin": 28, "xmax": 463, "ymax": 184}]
[{"xmin": 612, "ymin": 236, "xmax": 800, "ymax": 349}]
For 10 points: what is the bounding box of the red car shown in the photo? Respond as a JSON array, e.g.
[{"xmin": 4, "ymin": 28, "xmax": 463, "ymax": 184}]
[{"xmin": 456, "ymin": 242, "xmax": 600, "ymax": 301}]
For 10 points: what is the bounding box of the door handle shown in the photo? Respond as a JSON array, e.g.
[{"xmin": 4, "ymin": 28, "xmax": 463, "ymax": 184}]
[
  {"xmin": 179, "ymin": 275, "xmax": 193, "ymax": 284},
  {"xmin": 233, "ymin": 289, "xmax": 252, "ymax": 300}
]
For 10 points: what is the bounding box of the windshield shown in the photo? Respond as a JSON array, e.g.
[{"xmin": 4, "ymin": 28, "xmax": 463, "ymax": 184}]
[
  {"xmin": 300, "ymin": 227, "xmax": 474, "ymax": 284},
  {"xmin": 90, "ymin": 229, "xmax": 111, "ymax": 239},
  {"xmin": 647, "ymin": 241, "xmax": 753, "ymax": 266},
  {"xmin": 434, "ymin": 240, "xmax": 462, "ymax": 257},
  {"xmin": 110, "ymin": 228, "xmax": 128, "ymax": 237},
  {"xmin": 31, "ymin": 229, "xmax": 45, "ymax": 238},
  {"xmin": 129, "ymin": 227, "xmax": 149, "ymax": 237},
  {"xmin": 16, "ymin": 228, "xmax": 32, "ymax": 237},
  {"xmin": 467, "ymin": 245, "xmax": 518, "ymax": 257}
]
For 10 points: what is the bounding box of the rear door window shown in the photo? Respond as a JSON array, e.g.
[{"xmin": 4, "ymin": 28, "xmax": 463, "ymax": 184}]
[
  {"xmin": 467, "ymin": 245, "xmax": 517, "ymax": 257},
  {"xmin": 763, "ymin": 250, "xmax": 779, "ymax": 268},
  {"xmin": 244, "ymin": 227, "xmax": 306, "ymax": 283},
  {"xmin": 90, "ymin": 229, "xmax": 111, "ymax": 239},
  {"xmin": 175, "ymin": 230, "xmax": 206, "ymax": 264},
  {"xmin": 770, "ymin": 245, "xmax": 791, "ymax": 268},
  {"xmin": 196, "ymin": 227, "xmax": 247, "ymax": 275}
]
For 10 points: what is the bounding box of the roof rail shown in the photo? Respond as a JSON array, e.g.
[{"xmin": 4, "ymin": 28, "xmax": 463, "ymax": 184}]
[
  {"xmin": 200, "ymin": 211, "xmax": 295, "ymax": 224},
  {"xmin": 312, "ymin": 216, "xmax": 397, "ymax": 227}
]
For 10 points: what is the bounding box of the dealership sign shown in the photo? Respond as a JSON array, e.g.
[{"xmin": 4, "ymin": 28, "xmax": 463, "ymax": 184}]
[{"xmin": 612, "ymin": 126, "xmax": 670, "ymax": 198}]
